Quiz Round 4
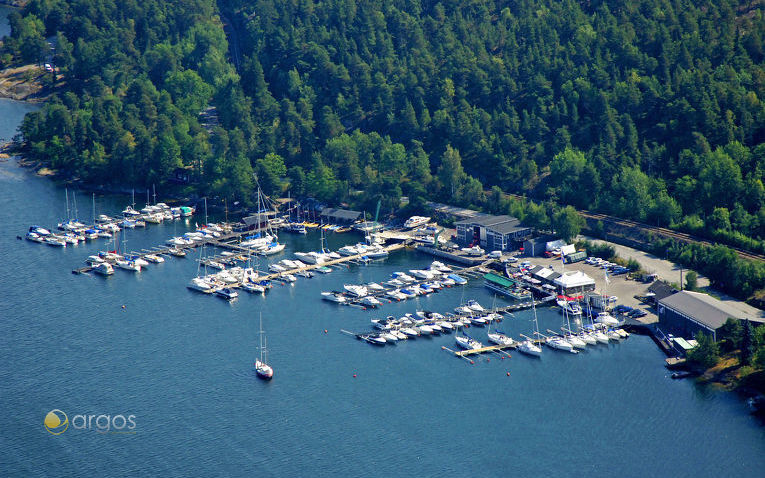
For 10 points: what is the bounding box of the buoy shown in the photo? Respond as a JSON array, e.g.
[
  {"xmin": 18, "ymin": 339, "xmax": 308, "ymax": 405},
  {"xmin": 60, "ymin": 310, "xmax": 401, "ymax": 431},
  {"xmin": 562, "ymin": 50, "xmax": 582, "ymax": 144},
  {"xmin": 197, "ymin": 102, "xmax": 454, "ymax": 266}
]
[
  {"xmin": 470, "ymin": 360, "xmax": 475, "ymax": 365},
  {"xmin": 506, "ymin": 372, "xmax": 510, "ymax": 376},
  {"xmin": 353, "ymin": 374, "xmax": 357, "ymax": 378},
  {"xmin": 324, "ymin": 329, "xmax": 328, "ymax": 333},
  {"xmin": 121, "ymin": 305, "xmax": 126, "ymax": 309},
  {"xmin": 487, "ymin": 358, "xmax": 490, "ymax": 362}
]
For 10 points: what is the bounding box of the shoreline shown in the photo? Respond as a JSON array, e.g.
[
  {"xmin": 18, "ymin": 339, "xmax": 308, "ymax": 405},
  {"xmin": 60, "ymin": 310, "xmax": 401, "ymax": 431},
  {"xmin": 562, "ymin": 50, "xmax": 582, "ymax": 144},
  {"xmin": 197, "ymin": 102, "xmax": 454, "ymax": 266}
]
[{"xmin": 0, "ymin": 64, "xmax": 53, "ymax": 103}]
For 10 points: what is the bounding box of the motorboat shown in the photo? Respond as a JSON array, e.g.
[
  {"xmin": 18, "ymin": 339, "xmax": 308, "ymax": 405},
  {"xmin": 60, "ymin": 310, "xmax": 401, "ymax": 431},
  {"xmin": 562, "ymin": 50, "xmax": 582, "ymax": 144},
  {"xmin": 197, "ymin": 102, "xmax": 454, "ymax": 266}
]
[
  {"xmin": 366, "ymin": 282, "xmax": 385, "ymax": 292},
  {"xmin": 409, "ymin": 269, "xmax": 435, "ymax": 280},
  {"xmin": 391, "ymin": 272, "xmax": 416, "ymax": 283},
  {"xmin": 470, "ymin": 316, "xmax": 487, "ymax": 326},
  {"xmin": 242, "ymin": 281, "xmax": 266, "ymax": 293},
  {"xmin": 403, "ymin": 216, "xmax": 431, "ymax": 229},
  {"xmin": 144, "ymin": 254, "xmax": 164, "ymax": 263},
  {"xmin": 321, "ymin": 292, "xmax": 346, "ymax": 303},
  {"xmin": 86, "ymin": 255, "xmax": 104, "ymax": 265},
  {"xmin": 430, "ymin": 261, "xmax": 452, "ymax": 273},
  {"xmin": 360, "ymin": 296, "xmax": 382, "ymax": 307},
  {"xmin": 447, "ymin": 274, "xmax": 468, "ymax": 285},
  {"xmin": 29, "ymin": 226, "xmax": 51, "ymax": 236},
  {"xmin": 169, "ymin": 248, "xmax": 187, "ymax": 257},
  {"xmin": 215, "ymin": 287, "xmax": 238, "ymax": 300},
  {"xmin": 400, "ymin": 327, "xmax": 419, "ymax": 338},
  {"xmin": 466, "ymin": 300, "xmax": 485, "ymax": 312},
  {"xmin": 260, "ymin": 242, "xmax": 286, "ymax": 255},
  {"xmin": 455, "ymin": 334, "xmax": 484, "ymax": 350},
  {"xmin": 365, "ymin": 245, "xmax": 389, "ymax": 259},
  {"xmin": 25, "ymin": 232, "xmax": 44, "ymax": 243},
  {"xmin": 595, "ymin": 312, "xmax": 619, "ymax": 326},
  {"xmin": 115, "ymin": 259, "xmax": 141, "ymax": 272},
  {"xmin": 385, "ymin": 290, "xmax": 407, "ymax": 301},
  {"xmin": 44, "ymin": 235, "xmax": 67, "ymax": 247},
  {"xmin": 385, "ymin": 278, "xmax": 405, "ymax": 287},
  {"xmin": 362, "ymin": 334, "xmax": 387, "ymax": 346},
  {"xmin": 281, "ymin": 274, "xmax": 297, "ymax": 283},
  {"xmin": 316, "ymin": 266, "xmax": 332, "ymax": 274},
  {"xmin": 343, "ymin": 284, "xmax": 368, "ymax": 297},
  {"xmin": 557, "ymin": 298, "xmax": 583, "ymax": 315},
  {"xmin": 92, "ymin": 262, "xmax": 114, "ymax": 276},
  {"xmin": 269, "ymin": 263, "xmax": 286, "ymax": 273}
]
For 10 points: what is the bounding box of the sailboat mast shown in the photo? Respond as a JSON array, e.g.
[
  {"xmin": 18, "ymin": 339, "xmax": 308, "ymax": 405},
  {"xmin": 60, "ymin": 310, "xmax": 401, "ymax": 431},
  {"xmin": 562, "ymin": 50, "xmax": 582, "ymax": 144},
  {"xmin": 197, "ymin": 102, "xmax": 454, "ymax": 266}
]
[
  {"xmin": 204, "ymin": 197, "xmax": 208, "ymax": 225},
  {"xmin": 65, "ymin": 187, "xmax": 70, "ymax": 221},
  {"xmin": 73, "ymin": 191, "xmax": 79, "ymax": 221},
  {"xmin": 92, "ymin": 193, "xmax": 96, "ymax": 225},
  {"xmin": 152, "ymin": 184, "xmax": 156, "ymax": 206}
]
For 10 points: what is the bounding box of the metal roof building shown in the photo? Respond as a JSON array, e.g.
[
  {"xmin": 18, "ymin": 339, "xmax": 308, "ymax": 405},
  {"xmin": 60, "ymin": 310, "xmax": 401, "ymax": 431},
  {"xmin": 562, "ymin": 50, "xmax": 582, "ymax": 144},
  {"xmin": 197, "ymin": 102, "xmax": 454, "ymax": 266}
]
[
  {"xmin": 319, "ymin": 208, "xmax": 362, "ymax": 224},
  {"xmin": 455, "ymin": 215, "xmax": 532, "ymax": 251},
  {"xmin": 658, "ymin": 291, "xmax": 765, "ymax": 341}
]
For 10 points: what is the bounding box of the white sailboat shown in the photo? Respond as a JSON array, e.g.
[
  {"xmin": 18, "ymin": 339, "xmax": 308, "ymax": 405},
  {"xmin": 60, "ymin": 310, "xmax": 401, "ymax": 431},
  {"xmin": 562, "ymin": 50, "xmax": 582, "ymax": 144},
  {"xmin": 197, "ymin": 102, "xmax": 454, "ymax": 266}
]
[
  {"xmin": 255, "ymin": 313, "xmax": 273, "ymax": 380},
  {"xmin": 518, "ymin": 300, "xmax": 543, "ymax": 357}
]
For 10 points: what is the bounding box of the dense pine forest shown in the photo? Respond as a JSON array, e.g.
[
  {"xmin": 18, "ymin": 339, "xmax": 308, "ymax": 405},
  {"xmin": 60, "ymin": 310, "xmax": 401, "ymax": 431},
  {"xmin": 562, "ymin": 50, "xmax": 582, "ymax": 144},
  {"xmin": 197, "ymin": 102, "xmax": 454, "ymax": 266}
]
[{"xmin": 4, "ymin": 0, "xmax": 765, "ymax": 296}]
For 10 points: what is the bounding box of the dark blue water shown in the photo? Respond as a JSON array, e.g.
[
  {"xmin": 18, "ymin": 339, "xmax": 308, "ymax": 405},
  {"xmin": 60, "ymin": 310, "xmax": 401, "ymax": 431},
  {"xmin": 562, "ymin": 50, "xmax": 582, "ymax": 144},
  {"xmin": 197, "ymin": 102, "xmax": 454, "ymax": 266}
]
[
  {"xmin": 1, "ymin": 97, "xmax": 764, "ymax": 476},
  {"xmin": 0, "ymin": 5, "xmax": 14, "ymax": 39}
]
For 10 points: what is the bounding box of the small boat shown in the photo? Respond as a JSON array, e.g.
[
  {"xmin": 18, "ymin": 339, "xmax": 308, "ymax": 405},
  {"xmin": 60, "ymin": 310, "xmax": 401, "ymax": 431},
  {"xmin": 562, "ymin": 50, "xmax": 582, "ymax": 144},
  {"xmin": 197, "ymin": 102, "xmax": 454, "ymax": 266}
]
[
  {"xmin": 144, "ymin": 254, "xmax": 164, "ymax": 263},
  {"xmin": 403, "ymin": 216, "xmax": 431, "ymax": 229},
  {"xmin": 366, "ymin": 282, "xmax": 385, "ymax": 292},
  {"xmin": 391, "ymin": 272, "xmax": 415, "ymax": 283},
  {"xmin": 29, "ymin": 226, "xmax": 51, "ymax": 236},
  {"xmin": 295, "ymin": 270, "xmax": 314, "ymax": 278},
  {"xmin": 281, "ymin": 274, "xmax": 297, "ymax": 283},
  {"xmin": 316, "ymin": 266, "xmax": 333, "ymax": 274},
  {"xmin": 466, "ymin": 300, "xmax": 484, "ymax": 312},
  {"xmin": 362, "ymin": 334, "xmax": 387, "ymax": 346},
  {"xmin": 215, "ymin": 287, "xmax": 238, "ymax": 300},
  {"xmin": 268, "ymin": 263, "xmax": 286, "ymax": 273},
  {"xmin": 92, "ymin": 262, "xmax": 114, "ymax": 276},
  {"xmin": 321, "ymin": 292, "xmax": 346, "ymax": 303},
  {"xmin": 86, "ymin": 255, "xmax": 104, "ymax": 265},
  {"xmin": 430, "ymin": 261, "xmax": 452, "ymax": 273},
  {"xmin": 255, "ymin": 314, "xmax": 274, "ymax": 379},
  {"xmin": 595, "ymin": 312, "xmax": 619, "ymax": 326}
]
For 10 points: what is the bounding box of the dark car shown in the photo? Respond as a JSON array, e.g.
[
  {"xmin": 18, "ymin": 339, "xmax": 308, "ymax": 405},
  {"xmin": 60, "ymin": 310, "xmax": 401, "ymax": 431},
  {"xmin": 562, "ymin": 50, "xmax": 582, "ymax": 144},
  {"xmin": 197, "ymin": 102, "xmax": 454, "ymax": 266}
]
[
  {"xmin": 629, "ymin": 309, "xmax": 647, "ymax": 318},
  {"xmin": 614, "ymin": 305, "xmax": 633, "ymax": 314}
]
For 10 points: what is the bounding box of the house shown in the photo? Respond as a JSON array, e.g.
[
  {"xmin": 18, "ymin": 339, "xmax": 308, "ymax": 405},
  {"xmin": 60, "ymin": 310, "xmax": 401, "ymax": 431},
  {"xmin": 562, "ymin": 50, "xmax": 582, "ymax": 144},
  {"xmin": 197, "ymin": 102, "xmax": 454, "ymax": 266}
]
[
  {"xmin": 553, "ymin": 270, "xmax": 596, "ymax": 296},
  {"xmin": 657, "ymin": 290, "xmax": 765, "ymax": 341}
]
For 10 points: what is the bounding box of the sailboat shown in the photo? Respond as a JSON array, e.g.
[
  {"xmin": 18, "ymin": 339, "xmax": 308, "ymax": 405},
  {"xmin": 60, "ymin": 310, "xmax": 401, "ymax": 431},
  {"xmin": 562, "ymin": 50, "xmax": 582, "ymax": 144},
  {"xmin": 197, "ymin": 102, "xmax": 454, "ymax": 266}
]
[
  {"xmin": 255, "ymin": 313, "xmax": 274, "ymax": 380},
  {"xmin": 518, "ymin": 300, "xmax": 543, "ymax": 357}
]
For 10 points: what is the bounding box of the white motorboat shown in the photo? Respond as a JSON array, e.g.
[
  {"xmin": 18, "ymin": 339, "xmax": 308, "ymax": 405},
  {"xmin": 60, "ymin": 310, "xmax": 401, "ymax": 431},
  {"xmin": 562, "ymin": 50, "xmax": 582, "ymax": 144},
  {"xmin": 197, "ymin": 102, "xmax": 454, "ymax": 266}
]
[
  {"xmin": 215, "ymin": 287, "xmax": 238, "ymax": 300},
  {"xmin": 557, "ymin": 299, "xmax": 583, "ymax": 315},
  {"xmin": 269, "ymin": 263, "xmax": 286, "ymax": 273},
  {"xmin": 242, "ymin": 281, "xmax": 266, "ymax": 293},
  {"xmin": 455, "ymin": 334, "xmax": 484, "ymax": 350},
  {"xmin": 430, "ymin": 261, "xmax": 452, "ymax": 273},
  {"xmin": 470, "ymin": 316, "xmax": 488, "ymax": 326},
  {"xmin": 44, "ymin": 235, "xmax": 67, "ymax": 247},
  {"xmin": 360, "ymin": 296, "xmax": 382, "ymax": 307},
  {"xmin": 386, "ymin": 290, "xmax": 407, "ymax": 301},
  {"xmin": 86, "ymin": 255, "xmax": 104, "ymax": 265},
  {"xmin": 281, "ymin": 274, "xmax": 297, "ymax": 283},
  {"xmin": 366, "ymin": 282, "xmax": 385, "ymax": 292},
  {"xmin": 607, "ymin": 329, "xmax": 622, "ymax": 341},
  {"xmin": 144, "ymin": 254, "xmax": 164, "ymax": 263},
  {"xmin": 343, "ymin": 284, "xmax": 368, "ymax": 297},
  {"xmin": 25, "ymin": 232, "xmax": 44, "ymax": 243},
  {"xmin": 385, "ymin": 278, "xmax": 405, "ymax": 287},
  {"xmin": 615, "ymin": 328, "xmax": 629, "ymax": 338},
  {"xmin": 466, "ymin": 300, "xmax": 485, "ymax": 312},
  {"xmin": 593, "ymin": 330, "xmax": 610, "ymax": 344},
  {"xmin": 29, "ymin": 226, "xmax": 51, "ymax": 236},
  {"xmin": 391, "ymin": 272, "xmax": 415, "ymax": 283},
  {"xmin": 115, "ymin": 259, "xmax": 141, "ymax": 272},
  {"xmin": 321, "ymin": 292, "xmax": 346, "ymax": 303},
  {"xmin": 595, "ymin": 312, "xmax": 619, "ymax": 326},
  {"xmin": 260, "ymin": 242, "xmax": 286, "ymax": 255},
  {"xmin": 409, "ymin": 269, "xmax": 435, "ymax": 280},
  {"xmin": 400, "ymin": 327, "xmax": 419, "ymax": 337},
  {"xmin": 403, "ymin": 216, "xmax": 431, "ymax": 229},
  {"xmin": 92, "ymin": 262, "xmax": 114, "ymax": 276}
]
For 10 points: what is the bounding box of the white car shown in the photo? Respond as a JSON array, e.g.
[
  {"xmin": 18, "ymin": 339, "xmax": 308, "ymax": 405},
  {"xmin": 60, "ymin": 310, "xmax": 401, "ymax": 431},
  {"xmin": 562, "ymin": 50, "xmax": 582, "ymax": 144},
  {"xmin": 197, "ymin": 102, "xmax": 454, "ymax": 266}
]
[{"xmin": 488, "ymin": 250, "xmax": 503, "ymax": 259}]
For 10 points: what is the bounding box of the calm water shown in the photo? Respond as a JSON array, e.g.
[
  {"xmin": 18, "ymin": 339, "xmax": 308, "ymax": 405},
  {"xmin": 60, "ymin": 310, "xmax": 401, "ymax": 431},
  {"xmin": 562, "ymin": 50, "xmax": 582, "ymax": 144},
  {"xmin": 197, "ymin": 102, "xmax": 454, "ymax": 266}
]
[{"xmin": 0, "ymin": 99, "xmax": 764, "ymax": 476}]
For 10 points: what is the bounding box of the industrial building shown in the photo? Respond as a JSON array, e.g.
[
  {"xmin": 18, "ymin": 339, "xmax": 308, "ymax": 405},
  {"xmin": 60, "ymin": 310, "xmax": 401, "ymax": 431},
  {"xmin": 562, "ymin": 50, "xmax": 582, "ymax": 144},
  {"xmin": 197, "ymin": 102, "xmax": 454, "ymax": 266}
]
[
  {"xmin": 657, "ymin": 291, "xmax": 765, "ymax": 341},
  {"xmin": 455, "ymin": 215, "xmax": 533, "ymax": 251}
]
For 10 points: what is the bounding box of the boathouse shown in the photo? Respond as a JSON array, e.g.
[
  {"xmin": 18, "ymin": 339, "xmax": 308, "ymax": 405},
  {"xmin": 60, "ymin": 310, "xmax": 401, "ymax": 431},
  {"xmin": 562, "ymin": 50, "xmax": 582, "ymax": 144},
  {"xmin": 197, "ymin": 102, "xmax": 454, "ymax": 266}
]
[
  {"xmin": 455, "ymin": 215, "xmax": 532, "ymax": 251},
  {"xmin": 658, "ymin": 291, "xmax": 765, "ymax": 341},
  {"xmin": 319, "ymin": 208, "xmax": 362, "ymax": 225}
]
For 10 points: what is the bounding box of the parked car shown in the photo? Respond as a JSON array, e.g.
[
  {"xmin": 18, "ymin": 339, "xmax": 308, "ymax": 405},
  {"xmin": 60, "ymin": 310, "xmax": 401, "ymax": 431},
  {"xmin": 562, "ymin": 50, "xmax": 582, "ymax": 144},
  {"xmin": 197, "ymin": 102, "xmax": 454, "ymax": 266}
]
[
  {"xmin": 629, "ymin": 309, "xmax": 648, "ymax": 318},
  {"xmin": 614, "ymin": 305, "xmax": 633, "ymax": 314}
]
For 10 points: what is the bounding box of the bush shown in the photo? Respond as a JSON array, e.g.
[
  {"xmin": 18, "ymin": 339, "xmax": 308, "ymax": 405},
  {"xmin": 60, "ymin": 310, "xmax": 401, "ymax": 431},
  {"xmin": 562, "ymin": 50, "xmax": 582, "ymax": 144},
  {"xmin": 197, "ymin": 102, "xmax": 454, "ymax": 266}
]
[{"xmin": 687, "ymin": 331, "xmax": 720, "ymax": 369}]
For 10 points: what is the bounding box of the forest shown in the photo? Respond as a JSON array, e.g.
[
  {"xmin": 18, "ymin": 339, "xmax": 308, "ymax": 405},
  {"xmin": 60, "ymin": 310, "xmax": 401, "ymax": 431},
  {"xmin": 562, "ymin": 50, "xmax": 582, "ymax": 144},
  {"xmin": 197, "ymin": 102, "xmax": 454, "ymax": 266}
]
[{"xmin": 3, "ymin": 0, "xmax": 765, "ymax": 296}]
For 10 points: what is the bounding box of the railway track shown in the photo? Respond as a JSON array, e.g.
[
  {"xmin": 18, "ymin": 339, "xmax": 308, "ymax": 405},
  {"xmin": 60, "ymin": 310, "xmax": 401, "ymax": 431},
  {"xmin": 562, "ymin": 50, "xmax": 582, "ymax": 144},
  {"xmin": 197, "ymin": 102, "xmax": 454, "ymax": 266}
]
[{"xmin": 503, "ymin": 193, "xmax": 765, "ymax": 262}]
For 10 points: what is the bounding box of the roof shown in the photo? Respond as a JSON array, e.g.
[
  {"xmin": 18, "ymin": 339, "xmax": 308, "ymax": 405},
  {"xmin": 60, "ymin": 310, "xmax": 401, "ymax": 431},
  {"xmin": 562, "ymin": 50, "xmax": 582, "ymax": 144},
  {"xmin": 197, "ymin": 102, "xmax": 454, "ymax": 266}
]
[
  {"xmin": 486, "ymin": 219, "xmax": 532, "ymax": 235},
  {"xmin": 647, "ymin": 280, "xmax": 677, "ymax": 301},
  {"xmin": 484, "ymin": 273, "xmax": 515, "ymax": 288},
  {"xmin": 659, "ymin": 290, "xmax": 765, "ymax": 330},
  {"xmin": 455, "ymin": 214, "xmax": 516, "ymax": 227},
  {"xmin": 426, "ymin": 202, "xmax": 483, "ymax": 219},
  {"xmin": 554, "ymin": 270, "xmax": 595, "ymax": 288},
  {"xmin": 319, "ymin": 208, "xmax": 362, "ymax": 221}
]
